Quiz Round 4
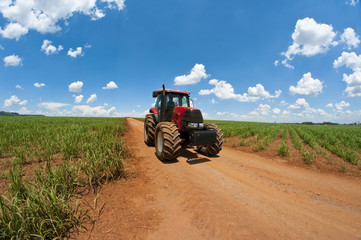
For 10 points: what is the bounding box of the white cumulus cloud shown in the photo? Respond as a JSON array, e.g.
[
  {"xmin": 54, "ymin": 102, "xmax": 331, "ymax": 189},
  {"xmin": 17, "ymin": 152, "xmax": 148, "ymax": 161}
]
[
  {"xmin": 68, "ymin": 47, "xmax": 83, "ymax": 58},
  {"xmin": 68, "ymin": 81, "xmax": 83, "ymax": 93},
  {"xmin": 90, "ymin": 8, "xmax": 105, "ymax": 20},
  {"xmin": 256, "ymin": 104, "xmax": 271, "ymax": 116},
  {"xmin": 334, "ymin": 52, "xmax": 361, "ymax": 97},
  {"xmin": 346, "ymin": 0, "xmax": 359, "ymax": 6},
  {"xmin": 73, "ymin": 95, "xmax": 84, "ymax": 104},
  {"xmin": 199, "ymin": 79, "xmax": 281, "ymax": 102},
  {"xmin": 0, "ymin": 23, "xmax": 28, "ymax": 40},
  {"xmin": 73, "ymin": 105, "xmax": 116, "ymax": 117},
  {"xmin": 174, "ymin": 63, "xmax": 209, "ymax": 85},
  {"xmin": 326, "ymin": 103, "xmax": 333, "ymax": 108},
  {"xmin": 273, "ymin": 108, "xmax": 281, "ymax": 114},
  {"xmin": 102, "ymin": 81, "xmax": 118, "ymax": 89},
  {"xmin": 248, "ymin": 84, "xmax": 282, "ymax": 99},
  {"xmin": 34, "ymin": 82, "xmax": 45, "ymax": 88},
  {"xmin": 279, "ymin": 100, "xmax": 288, "ymax": 106},
  {"xmin": 16, "ymin": 85, "xmax": 22, "ymax": 89},
  {"xmin": 3, "ymin": 55, "xmax": 22, "ymax": 67},
  {"xmin": 3, "ymin": 95, "xmax": 27, "ymax": 107},
  {"xmin": 38, "ymin": 102, "xmax": 68, "ymax": 111},
  {"xmin": 334, "ymin": 52, "xmax": 361, "ymax": 71},
  {"xmin": 102, "ymin": 0, "xmax": 126, "ymax": 10},
  {"xmin": 241, "ymin": 104, "xmax": 272, "ymax": 121},
  {"xmin": 18, "ymin": 107, "xmax": 30, "ymax": 114},
  {"xmin": 86, "ymin": 94, "xmax": 97, "ymax": 103},
  {"xmin": 282, "ymin": 110, "xmax": 291, "ymax": 115},
  {"xmin": 341, "ymin": 28, "xmax": 360, "ymax": 50},
  {"xmin": 288, "ymin": 98, "xmax": 310, "ymax": 109},
  {"xmin": 335, "ymin": 101, "xmax": 350, "ymax": 110},
  {"xmin": 41, "ymin": 40, "xmax": 63, "ymax": 55},
  {"xmin": 342, "ymin": 71, "xmax": 361, "ymax": 97},
  {"xmin": 284, "ymin": 98, "xmax": 329, "ymax": 121},
  {"xmin": 0, "ymin": 0, "xmax": 125, "ymax": 40},
  {"xmin": 289, "ymin": 72, "xmax": 323, "ymax": 97},
  {"xmin": 281, "ymin": 17, "xmax": 337, "ymax": 68}
]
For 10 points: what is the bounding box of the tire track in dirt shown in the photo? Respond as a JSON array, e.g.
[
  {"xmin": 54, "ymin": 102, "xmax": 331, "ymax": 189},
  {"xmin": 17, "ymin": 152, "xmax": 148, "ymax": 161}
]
[{"xmin": 79, "ymin": 118, "xmax": 361, "ymax": 239}]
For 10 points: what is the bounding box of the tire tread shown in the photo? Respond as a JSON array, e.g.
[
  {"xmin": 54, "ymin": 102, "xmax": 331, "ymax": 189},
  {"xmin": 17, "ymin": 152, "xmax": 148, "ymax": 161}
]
[
  {"xmin": 197, "ymin": 123, "xmax": 223, "ymax": 156},
  {"xmin": 144, "ymin": 114, "xmax": 156, "ymax": 146},
  {"xmin": 155, "ymin": 122, "xmax": 181, "ymax": 161}
]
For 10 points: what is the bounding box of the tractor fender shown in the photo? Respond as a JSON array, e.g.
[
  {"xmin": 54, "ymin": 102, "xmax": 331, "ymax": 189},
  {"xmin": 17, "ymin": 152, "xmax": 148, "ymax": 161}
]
[{"xmin": 149, "ymin": 108, "xmax": 159, "ymax": 122}]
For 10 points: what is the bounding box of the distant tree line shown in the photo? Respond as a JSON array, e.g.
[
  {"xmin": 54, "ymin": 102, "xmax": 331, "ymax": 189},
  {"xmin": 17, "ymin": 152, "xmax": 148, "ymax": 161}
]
[{"xmin": 0, "ymin": 111, "xmax": 44, "ymax": 117}]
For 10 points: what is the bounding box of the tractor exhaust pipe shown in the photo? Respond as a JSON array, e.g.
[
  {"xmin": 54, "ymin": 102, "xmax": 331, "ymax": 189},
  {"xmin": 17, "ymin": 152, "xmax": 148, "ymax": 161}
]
[{"xmin": 160, "ymin": 84, "xmax": 166, "ymax": 122}]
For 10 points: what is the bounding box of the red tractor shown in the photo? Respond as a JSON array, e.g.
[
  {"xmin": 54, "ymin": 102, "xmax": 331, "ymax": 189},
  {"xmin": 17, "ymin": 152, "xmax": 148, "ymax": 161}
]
[{"xmin": 144, "ymin": 85, "xmax": 223, "ymax": 161}]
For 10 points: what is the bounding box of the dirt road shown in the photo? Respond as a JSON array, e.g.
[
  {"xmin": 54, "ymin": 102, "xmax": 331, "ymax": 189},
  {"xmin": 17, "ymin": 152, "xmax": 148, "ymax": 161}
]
[{"xmin": 79, "ymin": 118, "xmax": 361, "ymax": 239}]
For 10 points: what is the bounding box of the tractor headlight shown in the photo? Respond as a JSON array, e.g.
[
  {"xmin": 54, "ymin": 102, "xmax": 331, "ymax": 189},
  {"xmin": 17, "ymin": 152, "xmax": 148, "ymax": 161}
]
[
  {"xmin": 188, "ymin": 122, "xmax": 198, "ymax": 128},
  {"xmin": 187, "ymin": 122, "xmax": 203, "ymax": 129}
]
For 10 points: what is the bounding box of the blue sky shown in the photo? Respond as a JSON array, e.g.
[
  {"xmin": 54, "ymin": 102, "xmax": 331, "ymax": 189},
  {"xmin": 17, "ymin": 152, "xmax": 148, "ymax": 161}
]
[{"xmin": 0, "ymin": 0, "xmax": 360, "ymax": 123}]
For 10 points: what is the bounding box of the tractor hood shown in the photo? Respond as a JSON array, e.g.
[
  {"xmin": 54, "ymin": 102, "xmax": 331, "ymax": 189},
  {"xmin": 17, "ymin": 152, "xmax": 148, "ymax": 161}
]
[{"xmin": 173, "ymin": 106, "xmax": 203, "ymax": 131}]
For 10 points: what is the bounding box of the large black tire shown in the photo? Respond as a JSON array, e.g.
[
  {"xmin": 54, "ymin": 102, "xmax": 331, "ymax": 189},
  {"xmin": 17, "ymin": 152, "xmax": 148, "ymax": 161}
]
[
  {"xmin": 155, "ymin": 122, "xmax": 182, "ymax": 161},
  {"xmin": 144, "ymin": 114, "xmax": 156, "ymax": 146},
  {"xmin": 197, "ymin": 123, "xmax": 223, "ymax": 156}
]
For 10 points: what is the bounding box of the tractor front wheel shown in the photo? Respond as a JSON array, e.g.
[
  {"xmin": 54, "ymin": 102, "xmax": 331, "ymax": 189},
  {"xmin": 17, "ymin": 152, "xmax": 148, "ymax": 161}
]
[
  {"xmin": 155, "ymin": 122, "xmax": 181, "ymax": 161},
  {"xmin": 144, "ymin": 114, "xmax": 156, "ymax": 146},
  {"xmin": 197, "ymin": 123, "xmax": 223, "ymax": 156}
]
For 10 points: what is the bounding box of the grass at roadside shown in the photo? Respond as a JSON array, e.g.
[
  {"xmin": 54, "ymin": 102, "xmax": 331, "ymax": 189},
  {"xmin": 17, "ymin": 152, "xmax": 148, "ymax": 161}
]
[
  {"xmin": 207, "ymin": 120, "xmax": 361, "ymax": 170},
  {"xmin": 0, "ymin": 117, "xmax": 128, "ymax": 239}
]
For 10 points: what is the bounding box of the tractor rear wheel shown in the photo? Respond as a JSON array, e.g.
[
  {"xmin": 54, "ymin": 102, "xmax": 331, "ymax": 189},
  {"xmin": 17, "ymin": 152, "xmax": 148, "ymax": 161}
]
[
  {"xmin": 155, "ymin": 122, "xmax": 181, "ymax": 161},
  {"xmin": 144, "ymin": 114, "xmax": 156, "ymax": 146},
  {"xmin": 197, "ymin": 123, "xmax": 223, "ymax": 156}
]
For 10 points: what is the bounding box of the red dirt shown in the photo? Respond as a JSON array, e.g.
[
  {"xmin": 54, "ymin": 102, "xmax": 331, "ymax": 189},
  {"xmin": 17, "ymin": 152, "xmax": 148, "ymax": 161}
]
[{"xmin": 76, "ymin": 118, "xmax": 361, "ymax": 240}]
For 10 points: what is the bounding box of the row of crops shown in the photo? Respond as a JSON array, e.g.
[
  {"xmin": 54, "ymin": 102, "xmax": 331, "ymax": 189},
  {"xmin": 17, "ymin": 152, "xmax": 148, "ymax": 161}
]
[
  {"xmin": 208, "ymin": 120, "xmax": 361, "ymax": 166},
  {"xmin": 0, "ymin": 117, "xmax": 128, "ymax": 239}
]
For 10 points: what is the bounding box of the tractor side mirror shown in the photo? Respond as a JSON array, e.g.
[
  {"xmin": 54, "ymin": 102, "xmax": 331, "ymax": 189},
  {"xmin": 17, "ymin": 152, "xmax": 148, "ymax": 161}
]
[{"xmin": 152, "ymin": 91, "xmax": 158, "ymax": 98}]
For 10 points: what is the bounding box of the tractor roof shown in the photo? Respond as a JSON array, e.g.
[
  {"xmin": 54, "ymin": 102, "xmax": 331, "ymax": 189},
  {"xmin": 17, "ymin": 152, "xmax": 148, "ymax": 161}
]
[{"xmin": 153, "ymin": 89, "xmax": 190, "ymax": 97}]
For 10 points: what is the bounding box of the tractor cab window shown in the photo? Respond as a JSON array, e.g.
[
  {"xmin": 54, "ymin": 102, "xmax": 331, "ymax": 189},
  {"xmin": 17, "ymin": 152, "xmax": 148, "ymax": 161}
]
[
  {"xmin": 189, "ymin": 98, "xmax": 195, "ymax": 108},
  {"xmin": 156, "ymin": 95, "xmax": 162, "ymax": 111},
  {"xmin": 166, "ymin": 94, "xmax": 189, "ymax": 107},
  {"xmin": 168, "ymin": 95, "xmax": 179, "ymax": 107},
  {"xmin": 181, "ymin": 96, "xmax": 189, "ymax": 107}
]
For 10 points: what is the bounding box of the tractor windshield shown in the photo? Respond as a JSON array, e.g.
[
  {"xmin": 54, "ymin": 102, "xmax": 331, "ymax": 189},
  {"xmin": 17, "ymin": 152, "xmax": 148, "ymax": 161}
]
[
  {"xmin": 156, "ymin": 93, "xmax": 189, "ymax": 111},
  {"xmin": 168, "ymin": 94, "xmax": 189, "ymax": 107}
]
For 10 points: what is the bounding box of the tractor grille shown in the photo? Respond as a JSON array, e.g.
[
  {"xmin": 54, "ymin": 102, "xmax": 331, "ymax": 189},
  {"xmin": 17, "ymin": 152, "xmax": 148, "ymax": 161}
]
[
  {"xmin": 182, "ymin": 109, "xmax": 203, "ymax": 123},
  {"xmin": 181, "ymin": 109, "xmax": 203, "ymax": 131}
]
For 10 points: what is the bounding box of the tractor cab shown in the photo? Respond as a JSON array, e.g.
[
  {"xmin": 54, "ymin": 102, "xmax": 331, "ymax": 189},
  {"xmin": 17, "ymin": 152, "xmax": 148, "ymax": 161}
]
[{"xmin": 154, "ymin": 90, "xmax": 190, "ymax": 122}]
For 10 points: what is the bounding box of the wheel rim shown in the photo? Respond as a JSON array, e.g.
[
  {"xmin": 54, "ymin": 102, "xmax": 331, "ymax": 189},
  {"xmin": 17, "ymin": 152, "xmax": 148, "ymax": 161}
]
[{"xmin": 157, "ymin": 131, "xmax": 163, "ymax": 153}]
